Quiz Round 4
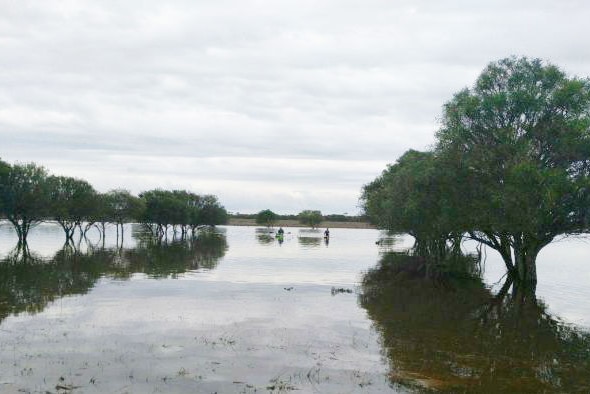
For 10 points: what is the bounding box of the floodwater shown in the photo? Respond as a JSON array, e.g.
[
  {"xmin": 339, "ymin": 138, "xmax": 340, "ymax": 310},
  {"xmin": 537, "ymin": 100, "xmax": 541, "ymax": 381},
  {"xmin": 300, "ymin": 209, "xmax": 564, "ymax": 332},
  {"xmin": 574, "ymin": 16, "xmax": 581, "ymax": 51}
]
[{"xmin": 0, "ymin": 223, "xmax": 589, "ymax": 393}]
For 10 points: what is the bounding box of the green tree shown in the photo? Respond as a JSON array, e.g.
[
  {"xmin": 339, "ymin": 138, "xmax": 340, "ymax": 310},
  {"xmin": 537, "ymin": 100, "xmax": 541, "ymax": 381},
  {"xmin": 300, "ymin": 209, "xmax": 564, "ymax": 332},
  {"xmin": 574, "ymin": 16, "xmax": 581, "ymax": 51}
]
[
  {"xmin": 198, "ymin": 195, "xmax": 228, "ymax": 227},
  {"xmin": 436, "ymin": 56, "xmax": 590, "ymax": 288},
  {"xmin": 1, "ymin": 163, "xmax": 50, "ymax": 244},
  {"xmin": 106, "ymin": 189, "xmax": 144, "ymax": 241},
  {"xmin": 298, "ymin": 210, "xmax": 323, "ymax": 228},
  {"xmin": 140, "ymin": 189, "xmax": 181, "ymax": 238},
  {"xmin": 361, "ymin": 150, "xmax": 463, "ymax": 262},
  {"xmin": 255, "ymin": 209, "xmax": 279, "ymax": 227},
  {"xmin": 47, "ymin": 176, "xmax": 98, "ymax": 242},
  {"xmin": 87, "ymin": 192, "xmax": 111, "ymax": 241},
  {"xmin": 140, "ymin": 190, "xmax": 227, "ymax": 239}
]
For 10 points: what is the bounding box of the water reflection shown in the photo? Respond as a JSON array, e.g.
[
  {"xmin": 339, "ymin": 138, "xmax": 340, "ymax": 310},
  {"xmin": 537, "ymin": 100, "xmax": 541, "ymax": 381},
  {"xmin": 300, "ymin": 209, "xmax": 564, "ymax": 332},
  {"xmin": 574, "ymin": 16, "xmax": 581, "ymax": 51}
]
[
  {"xmin": 255, "ymin": 227, "xmax": 276, "ymax": 245},
  {"xmin": 360, "ymin": 252, "xmax": 590, "ymax": 392},
  {"xmin": 297, "ymin": 228, "xmax": 324, "ymax": 248},
  {"xmin": 0, "ymin": 228, "xmax": 227, "ymax": 324}
]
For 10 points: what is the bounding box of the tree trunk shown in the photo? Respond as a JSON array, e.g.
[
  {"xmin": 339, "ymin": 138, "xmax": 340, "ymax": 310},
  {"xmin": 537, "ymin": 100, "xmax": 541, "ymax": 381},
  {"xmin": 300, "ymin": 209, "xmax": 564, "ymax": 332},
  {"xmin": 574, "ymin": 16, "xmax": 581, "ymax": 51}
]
[{"xmin": 513, "ymin": 240, "xmax": 539, "ymax": 292}]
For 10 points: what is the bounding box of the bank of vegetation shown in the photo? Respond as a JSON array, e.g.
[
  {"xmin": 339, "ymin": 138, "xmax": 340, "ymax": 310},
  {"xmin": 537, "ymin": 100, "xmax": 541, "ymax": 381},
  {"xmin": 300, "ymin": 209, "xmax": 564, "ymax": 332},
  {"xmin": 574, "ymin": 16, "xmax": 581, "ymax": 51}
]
[
  {"xmin": 362, "ymin": 57, "xmax": 590, "ymax": 290},
  {"xmin": 244, "ymin": 209, "xmax": 369, "ymax": 229},
  {"xmin": 0, "ymin": 160, "xmax": 228, "ymax": 248}
]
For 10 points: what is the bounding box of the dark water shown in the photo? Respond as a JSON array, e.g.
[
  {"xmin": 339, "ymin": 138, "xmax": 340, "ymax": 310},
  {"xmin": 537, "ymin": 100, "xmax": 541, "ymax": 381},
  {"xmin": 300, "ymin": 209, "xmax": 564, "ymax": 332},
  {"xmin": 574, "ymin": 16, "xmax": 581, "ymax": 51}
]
[{"xmin": 0, "ymin": 222, "xmax": 589, "ymax": 393}]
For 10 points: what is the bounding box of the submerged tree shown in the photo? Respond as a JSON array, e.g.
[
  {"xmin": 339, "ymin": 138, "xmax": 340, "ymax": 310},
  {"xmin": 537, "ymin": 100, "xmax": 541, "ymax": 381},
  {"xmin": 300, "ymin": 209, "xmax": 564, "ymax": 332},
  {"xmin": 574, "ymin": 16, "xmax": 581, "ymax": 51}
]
[
  {"xmin": 363, "ymin": 57, "xmax": 590, "ymax": 290},
  {"xmin": 198, "ymin": 194, "xmax": 228, "ymax": 227},
  {"xmin": 361, "ymin": 150, "xmax": 464, "ymax": 263},
  {"xmin": 139, "ymin": 190, "xmax": 227, "ymax": 239},
  {"xmin": 1, "ymin": 163, "xmax": 50, "ymax": 244},
  {"xmin": 436, "ymin": 57, "xmax": 590, "ymax": 288},
  {"xmin": 48, "ymin": 176, "xmax": 98, "ymax": 242},
  {"xmin": 106, "ymin": 189, "xmax": 144, "ymax": 242}
]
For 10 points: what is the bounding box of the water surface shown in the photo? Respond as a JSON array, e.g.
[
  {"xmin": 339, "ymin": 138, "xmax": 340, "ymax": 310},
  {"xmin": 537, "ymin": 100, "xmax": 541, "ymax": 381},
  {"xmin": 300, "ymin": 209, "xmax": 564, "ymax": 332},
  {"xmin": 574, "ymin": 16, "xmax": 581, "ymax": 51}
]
[{"xmin": 0, "ymin": 223, "xmax": 589, "ymax": 393}]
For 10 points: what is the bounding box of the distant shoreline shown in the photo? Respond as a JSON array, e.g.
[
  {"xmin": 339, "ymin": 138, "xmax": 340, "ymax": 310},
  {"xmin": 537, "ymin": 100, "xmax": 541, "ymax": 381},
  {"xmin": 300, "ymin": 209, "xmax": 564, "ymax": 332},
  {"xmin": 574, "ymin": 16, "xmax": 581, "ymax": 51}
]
[{"xmin": 227, "ymin": 218, "xmax": 375, "ymax": 229}]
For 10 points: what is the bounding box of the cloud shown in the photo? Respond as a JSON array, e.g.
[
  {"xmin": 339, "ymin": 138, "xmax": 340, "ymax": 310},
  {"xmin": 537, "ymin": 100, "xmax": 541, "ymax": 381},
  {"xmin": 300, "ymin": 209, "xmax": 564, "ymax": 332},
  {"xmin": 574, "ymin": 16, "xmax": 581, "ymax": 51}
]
[{"xmin": 1, "ymin": 0, "xmax": 589, "ymax": 213}]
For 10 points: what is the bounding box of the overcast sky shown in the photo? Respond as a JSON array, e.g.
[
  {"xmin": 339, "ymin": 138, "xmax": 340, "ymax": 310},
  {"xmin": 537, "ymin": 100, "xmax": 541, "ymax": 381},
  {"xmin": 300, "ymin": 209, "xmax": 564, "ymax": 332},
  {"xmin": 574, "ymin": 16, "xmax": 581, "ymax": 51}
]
[{"xmin": 1, "ymin": 1, "xmax": 588, "ymax": 214}]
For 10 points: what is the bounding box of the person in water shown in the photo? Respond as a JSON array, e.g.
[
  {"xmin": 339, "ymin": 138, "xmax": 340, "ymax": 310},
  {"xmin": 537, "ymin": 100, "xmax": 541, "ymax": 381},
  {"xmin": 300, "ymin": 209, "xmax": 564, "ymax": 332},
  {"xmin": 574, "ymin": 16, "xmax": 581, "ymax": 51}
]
[{"xmin": 324, "ymin": 228, "xmax": 330, "ymax": 238}]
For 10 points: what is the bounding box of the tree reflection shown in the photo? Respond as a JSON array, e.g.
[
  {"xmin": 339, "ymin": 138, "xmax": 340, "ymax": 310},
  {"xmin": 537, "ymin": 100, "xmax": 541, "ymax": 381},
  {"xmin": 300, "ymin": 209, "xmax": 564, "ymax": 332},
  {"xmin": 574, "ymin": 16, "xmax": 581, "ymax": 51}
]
[
  {"xmin": 297, "ymin": 237, "xmax": 322, "ymax": 247},
  {"xmin": 360, "ymin": 252, "xmax": 590, "ymax": 393},
  {"xmin": 0, "ymin": 229, "xmax": 227, "ymax": 324},
  {"xmin": 255, "ymin": 227, "xmax": 276, "ymax": 245}
]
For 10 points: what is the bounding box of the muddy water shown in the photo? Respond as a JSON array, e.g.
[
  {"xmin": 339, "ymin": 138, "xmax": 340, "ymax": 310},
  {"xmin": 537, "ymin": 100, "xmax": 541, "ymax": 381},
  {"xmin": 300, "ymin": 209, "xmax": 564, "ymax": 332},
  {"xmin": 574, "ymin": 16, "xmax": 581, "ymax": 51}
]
[{"xmin": 0, "ymin": 223, "xmax": 589, "ymax": 393}]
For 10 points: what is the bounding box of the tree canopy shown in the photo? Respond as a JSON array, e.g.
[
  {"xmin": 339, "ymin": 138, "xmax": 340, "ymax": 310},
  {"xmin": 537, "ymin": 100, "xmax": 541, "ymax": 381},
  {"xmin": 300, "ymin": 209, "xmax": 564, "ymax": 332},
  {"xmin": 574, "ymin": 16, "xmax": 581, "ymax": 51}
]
[
  {"xmin": 1, "ymin": 163, "xmax": 50, "ymax": 244},
  {"xmin": 298, "ymin": 210, "xmax": 323, "ymax": 228},
  {"xmin": 0, "ymin": 159, "xmax": 228, "ymax": 246},
  {"xmin": 362, "ymin": 57, "xmax": 590, "ymax": 288},
  {"xmin": 47, "ymin": 176, "xmax": 98, "ymax": 241}
]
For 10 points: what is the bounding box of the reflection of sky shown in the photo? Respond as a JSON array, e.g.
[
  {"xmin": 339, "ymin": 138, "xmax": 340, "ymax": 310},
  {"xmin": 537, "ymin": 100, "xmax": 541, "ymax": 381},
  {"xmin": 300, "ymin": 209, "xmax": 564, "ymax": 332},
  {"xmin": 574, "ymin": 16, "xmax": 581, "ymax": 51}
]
[
  {"xmin": 0, "ymin": 225, "xmax": 394, "ymax": 393},
  {"xmin": 211, "ymin": 226, "xmax": 384, "ymax": 286},
  {"xmin": 0, "ymin": 221, "xmax": 139, "ymax": 259},
  {"xmin": 465, "ymin": 237, "xmax": 590, "ymax": 329},
  {"xmin": 1, "ymin": 225, "xmax": 590, "ymax": 392}
]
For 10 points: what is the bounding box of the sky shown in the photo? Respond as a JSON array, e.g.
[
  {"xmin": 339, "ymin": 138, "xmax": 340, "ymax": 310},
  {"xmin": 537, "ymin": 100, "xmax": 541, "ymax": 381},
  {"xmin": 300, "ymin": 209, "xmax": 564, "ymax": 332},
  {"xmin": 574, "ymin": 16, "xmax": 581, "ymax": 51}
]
[{"xmin": 1, "ymin": 0, "xmax": 588, "ymax": 214}]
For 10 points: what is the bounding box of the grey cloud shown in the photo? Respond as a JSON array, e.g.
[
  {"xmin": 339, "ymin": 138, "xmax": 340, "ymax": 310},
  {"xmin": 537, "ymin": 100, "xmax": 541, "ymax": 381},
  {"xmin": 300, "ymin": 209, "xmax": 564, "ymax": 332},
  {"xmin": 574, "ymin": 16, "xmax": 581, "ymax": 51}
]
[{"xmin": 2, "ymin": 0, "xmax": 589, "ymax": 213}]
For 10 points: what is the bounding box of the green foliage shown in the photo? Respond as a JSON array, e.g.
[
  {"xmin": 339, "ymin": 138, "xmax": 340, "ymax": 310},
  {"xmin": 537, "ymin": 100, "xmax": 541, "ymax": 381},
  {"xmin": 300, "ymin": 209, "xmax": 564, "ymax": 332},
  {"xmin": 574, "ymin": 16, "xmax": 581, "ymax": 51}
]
[
  {"xmin": 0, "ymin": 158, "xmax": 11, "ymax": 215},
  {"xmin": 198, "ymin": 195, "xmax": 228, "ymax": 226},
  {"xmin": 0, "ymin": 158, "xmax": 228, "ymax": 246},
  {"xmin": 437, "ymin": 56, "xmax": 590, "ymax": 284},
  {"xmin": 361, "ymin": 150, "xmax": 463, "ymax": 262},
  {"xmin": 255, "ymin": 209, "xmax": 278, "ymax": 227},
  {"xmin": 298, "ymin": 210, "xmax": 323, "ymax": 228},
  {"xmin": 106, "ymin": 189, "xmax": 144, "ymax": 225},
  {"xmin": 1, "ymin": 163, "xmax": 50, "ymax": 243},
  {"xmin": 139, "ymin": 190, "xmax": 227, "ymax": 237},
  {"xmin": 47, "ymin": 176, "xmax": 98, "ymax": 239},
  {"xmin": 363, "ymin": 56, "xmax": 590, "ymax": 287}
]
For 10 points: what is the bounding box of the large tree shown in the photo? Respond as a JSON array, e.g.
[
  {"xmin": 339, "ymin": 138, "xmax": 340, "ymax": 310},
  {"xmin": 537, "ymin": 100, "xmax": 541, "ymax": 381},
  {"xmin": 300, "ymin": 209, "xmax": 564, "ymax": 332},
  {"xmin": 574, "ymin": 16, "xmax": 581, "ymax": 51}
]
[{"xmin": 436, "ymin": 57, "xmax": 590, "ymax": 287}]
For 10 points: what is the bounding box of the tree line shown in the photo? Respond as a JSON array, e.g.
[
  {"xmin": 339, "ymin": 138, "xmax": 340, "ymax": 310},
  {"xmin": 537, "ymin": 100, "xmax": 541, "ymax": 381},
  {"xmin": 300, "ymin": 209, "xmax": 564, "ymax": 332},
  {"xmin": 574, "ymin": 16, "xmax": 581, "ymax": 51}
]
[
  {"xmin": 254, "ymin": 209, "xmax": 325, "ymax": 228},
  {"xmin": 361, "ymin": 57, "xmax": 590, "ymax": 290},
  {"xmin": 0, "ymin": 161, "xmax": 228, "ymax": 246}
]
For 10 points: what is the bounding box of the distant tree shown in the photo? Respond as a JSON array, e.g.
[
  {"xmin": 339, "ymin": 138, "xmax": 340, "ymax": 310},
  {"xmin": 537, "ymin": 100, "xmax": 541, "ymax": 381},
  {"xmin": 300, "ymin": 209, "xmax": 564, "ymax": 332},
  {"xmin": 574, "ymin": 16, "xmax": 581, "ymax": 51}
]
[
  {"xmin": 199, "ymin": 195, "xmax": 228, "ymax": 227},
  {"xmin": 47, "ymin": 176, "xmax": 97, "ymax": 242},
  {"xmin": 140, "ymin": 189, "xmax": 180, "ymax": 238},
  {"xmin": 89, "ymin": 193, "xmax": 111, "ymax": 241},
  {"xmin": 298, "ymin": 210, "xmax": 323, "ymax": 228},
  {"xmin": 139, "ymin": 190, "xmax": 227, "ymax": 239},
  {"xmin": 106, "ymin": 189, "xmax": 144, "ymax": 241},
  {"xmin": 256, "ymin": 209, "xmax": 279, "ymax": 227},
  {"xmin": 1, "ymin": 163, "xmax": 50, "ymax": 244}
]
